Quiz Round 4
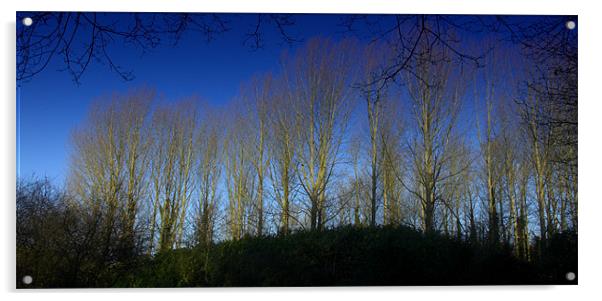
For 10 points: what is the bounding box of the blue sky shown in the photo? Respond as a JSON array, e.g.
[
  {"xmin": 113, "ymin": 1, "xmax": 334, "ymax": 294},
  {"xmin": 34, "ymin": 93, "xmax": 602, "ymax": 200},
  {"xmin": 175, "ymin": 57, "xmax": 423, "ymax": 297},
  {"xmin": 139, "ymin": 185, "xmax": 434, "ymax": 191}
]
[
  {"xmin": 16, "ymin": 13, "xmax": 566, "ymax": 185},
  {"xmin": 16, "ymin": 13, "xmax": 350, "ymax": 184}
]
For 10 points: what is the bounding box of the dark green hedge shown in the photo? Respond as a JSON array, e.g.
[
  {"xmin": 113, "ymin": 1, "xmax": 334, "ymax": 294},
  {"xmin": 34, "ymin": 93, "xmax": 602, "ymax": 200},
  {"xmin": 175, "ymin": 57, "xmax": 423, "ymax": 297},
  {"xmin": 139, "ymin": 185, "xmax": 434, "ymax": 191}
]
[{"xmin": 104, "ymin": 225, "xmax": 576, "ymax": 287}]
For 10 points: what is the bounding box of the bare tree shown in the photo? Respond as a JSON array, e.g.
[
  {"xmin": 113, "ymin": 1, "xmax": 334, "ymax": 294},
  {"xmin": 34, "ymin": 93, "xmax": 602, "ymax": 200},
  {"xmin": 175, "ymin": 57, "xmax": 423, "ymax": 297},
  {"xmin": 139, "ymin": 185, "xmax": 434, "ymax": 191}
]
[
  {"xmin": 243, "ymin": 75, "xmax": 272, "ymax": 236},
  {"xmin": 149, "ymin": 100, "xmax": 198, "ymax": 252},
  {"xmin": 523, "ymin": 89, "xmax": 552, "ymax": 244},
  {"xmin": 378, "ymin": 99, "xmax": 405, "ymax": 225},
  {"xmin": 194, "ymin": 106, "xmax": 223, "ymax": 247},
  {"xmin": 507, "ymin": 16, "xmax": 578, "ymax": 242},
  {"xmin": 266, "ymin": 76, "xmax": 299, "ymax": 234},
  {"xmin": 474, "ymin": 49, "xmax": 503, "ymax": 245},
  {"xmin": 69, "ymin": 89, "xmax": 154, "ymax": 259},
  {"xmin": 224, "ymin": 102, "xmax": 256, "ymax": 240},
  {"xmin": 403, "ymin": 38, "xmax": 465, "ymax": 234},
  {"xmin": 284, "ymin": 38, "xmax": 358, "ymax": 231},
  {"xmin": 359, "ymin": 44, "xmax": 394, "ymax": 227}
]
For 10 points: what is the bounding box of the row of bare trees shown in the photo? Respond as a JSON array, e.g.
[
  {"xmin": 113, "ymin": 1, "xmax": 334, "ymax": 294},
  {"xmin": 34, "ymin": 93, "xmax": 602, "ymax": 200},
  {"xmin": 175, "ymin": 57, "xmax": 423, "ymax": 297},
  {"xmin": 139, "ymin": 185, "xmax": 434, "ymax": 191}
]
[{"xmin": 65, "ymin": 35, "xmax": 576, "ymax": 261}]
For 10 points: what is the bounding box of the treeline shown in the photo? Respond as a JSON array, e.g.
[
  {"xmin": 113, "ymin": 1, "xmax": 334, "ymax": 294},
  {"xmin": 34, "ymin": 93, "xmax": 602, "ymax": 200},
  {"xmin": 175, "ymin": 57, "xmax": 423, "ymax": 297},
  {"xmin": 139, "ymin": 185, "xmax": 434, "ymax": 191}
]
[{"xmin": 17, "ymin": 19, "xmax": 577, "ymax": 286}]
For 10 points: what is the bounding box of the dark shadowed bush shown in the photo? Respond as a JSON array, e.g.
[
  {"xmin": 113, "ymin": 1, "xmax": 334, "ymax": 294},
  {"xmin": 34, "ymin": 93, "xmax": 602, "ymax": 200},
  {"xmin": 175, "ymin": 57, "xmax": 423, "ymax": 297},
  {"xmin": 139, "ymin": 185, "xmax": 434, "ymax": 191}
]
[{"xmin": 113, "ymin": 225, "xmax": 575, "ymax": 287}]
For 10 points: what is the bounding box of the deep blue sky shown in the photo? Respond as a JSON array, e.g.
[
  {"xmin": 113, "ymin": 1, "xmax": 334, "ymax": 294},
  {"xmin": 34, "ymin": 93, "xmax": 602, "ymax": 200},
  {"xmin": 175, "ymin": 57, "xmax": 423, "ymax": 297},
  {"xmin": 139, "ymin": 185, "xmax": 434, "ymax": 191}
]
[
  {"xmin": 17, "ymin": 13, "xmax": 351, "ymax": 184},
  {"xmin": 16, "ymin": 14, "xmax": 570, "ymax": 185}
]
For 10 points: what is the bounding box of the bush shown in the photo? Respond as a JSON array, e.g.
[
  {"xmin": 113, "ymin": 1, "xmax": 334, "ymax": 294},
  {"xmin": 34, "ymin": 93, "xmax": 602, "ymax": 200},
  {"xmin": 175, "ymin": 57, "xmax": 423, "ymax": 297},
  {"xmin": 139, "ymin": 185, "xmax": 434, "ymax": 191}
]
[{"xmin": 112, "ymin": 225, "xmax": 574, "ymax": 287}]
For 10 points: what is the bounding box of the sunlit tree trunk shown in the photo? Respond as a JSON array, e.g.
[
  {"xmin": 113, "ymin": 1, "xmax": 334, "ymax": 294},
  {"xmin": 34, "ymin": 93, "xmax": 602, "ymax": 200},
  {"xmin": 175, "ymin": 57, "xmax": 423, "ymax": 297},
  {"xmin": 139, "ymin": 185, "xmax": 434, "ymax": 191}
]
[{"xmin": 267, "ymin": 85, "xmax": 297, "ymax": 234}]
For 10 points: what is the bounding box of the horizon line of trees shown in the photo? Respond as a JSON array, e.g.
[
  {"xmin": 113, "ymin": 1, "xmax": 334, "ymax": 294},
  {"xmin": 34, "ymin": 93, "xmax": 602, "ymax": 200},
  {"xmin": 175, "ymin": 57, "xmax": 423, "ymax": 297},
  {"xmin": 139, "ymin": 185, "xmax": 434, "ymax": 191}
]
[{"xmin": 18, "ymin": 22, "xmax": 576, "ymax": 282}]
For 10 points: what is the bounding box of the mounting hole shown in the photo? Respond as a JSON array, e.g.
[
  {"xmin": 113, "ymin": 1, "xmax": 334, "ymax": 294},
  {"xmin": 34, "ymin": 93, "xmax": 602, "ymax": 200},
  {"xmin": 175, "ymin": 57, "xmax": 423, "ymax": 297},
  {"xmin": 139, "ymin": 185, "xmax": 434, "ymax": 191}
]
[
  {"xmin": 22, "ymin": 17, "xmax": 33, "ymax": 27},
  {"xmin": 22, "ymin": 275, "xmax": 33, "ymax": 285},
  {"xmin": 566, "ymin": 272, "xmax": 576, "ymax": 281},
  {"xmin": 566, "ymin": 21, "xmax": 576, "ymax": 30}
]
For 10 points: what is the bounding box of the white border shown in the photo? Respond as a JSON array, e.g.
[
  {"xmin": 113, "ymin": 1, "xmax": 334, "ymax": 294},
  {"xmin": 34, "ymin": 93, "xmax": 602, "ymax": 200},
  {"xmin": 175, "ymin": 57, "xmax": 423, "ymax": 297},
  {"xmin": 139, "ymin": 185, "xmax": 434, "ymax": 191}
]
[{"xmin": 2, "ymin": 1, "xmax": 598, "ymax": 300}]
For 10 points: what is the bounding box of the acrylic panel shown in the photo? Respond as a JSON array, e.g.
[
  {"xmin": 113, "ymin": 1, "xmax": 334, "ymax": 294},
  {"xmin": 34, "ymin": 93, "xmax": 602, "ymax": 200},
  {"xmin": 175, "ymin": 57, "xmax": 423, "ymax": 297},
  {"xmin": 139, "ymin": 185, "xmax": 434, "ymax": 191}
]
[{"xmin": 16, "ymin": 12, "xmax": 577, "ymax": 288}]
